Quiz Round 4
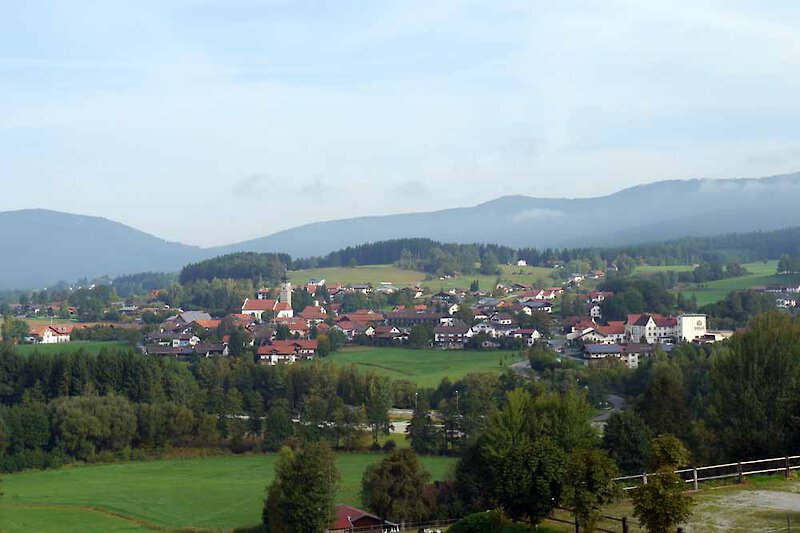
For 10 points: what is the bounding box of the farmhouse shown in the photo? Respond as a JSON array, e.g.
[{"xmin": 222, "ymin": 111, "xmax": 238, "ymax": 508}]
[
  {"xmin": 330, "ymin": 504, "xmax": 398, "ymax": 533},
  {"xmin": 27, "ymin": 324, "xmax": 73, "ymax": 344}
]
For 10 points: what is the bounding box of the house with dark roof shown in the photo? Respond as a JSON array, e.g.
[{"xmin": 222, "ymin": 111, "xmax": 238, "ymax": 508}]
[{"xmin": 583, "ymin": 343, "xmax": 623, "ymax": 366}]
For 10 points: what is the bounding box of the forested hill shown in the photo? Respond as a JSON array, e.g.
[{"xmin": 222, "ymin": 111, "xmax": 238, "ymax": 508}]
[
  {"xmin": 0, "ymin": 210, "xmax": 204, "ymax": 289},
  {"xmin": 293, "ymin": 226, "xmax": 800, "ymax": 273}
]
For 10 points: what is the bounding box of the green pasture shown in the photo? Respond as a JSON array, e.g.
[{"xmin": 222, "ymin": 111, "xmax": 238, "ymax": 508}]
[
  {"xmin": 327, "ymin": 346, "xmax": 521, "ymax": 388},
  {"xmin": 0, "ymin": 453, "xmax": 457, "ymax": 532}
]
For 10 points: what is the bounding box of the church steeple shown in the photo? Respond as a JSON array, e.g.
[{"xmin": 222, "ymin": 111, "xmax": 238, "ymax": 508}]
[{"xmin": 280, "ymin": 270, "xmax": 292, "ymax": 308}]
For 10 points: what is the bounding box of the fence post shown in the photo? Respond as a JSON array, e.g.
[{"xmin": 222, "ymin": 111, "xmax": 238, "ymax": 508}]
[
  {"xmin": 786, "ymin": 456, "xmax": 792, "ymax": 479},
  {"xmin": 693, "ymin": 467, "xmax": 699, "ymax": 490},
  {"xmin": 642, "ymin": 472, "xmax": 648, "ymax": 485},
  {"xmin": 737, "ymin": 462, "xmax": 743, "ymax": 484},
  {"xmin": 622, "ymin": 516, "xmax": 629, "ymax": 533}
]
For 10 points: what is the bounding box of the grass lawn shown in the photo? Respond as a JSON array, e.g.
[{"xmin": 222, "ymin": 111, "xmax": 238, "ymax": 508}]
[
  {"xmin": 679, "ymin": 260, "xmax": 800, "ymax": 307},
  {"xmin": 13, "ymin": 341, "xmax": 130, "ymax": 356},
  {"xmin": 327, "ymin": 346, "xmax": 522, "ymax": 388},
  {"xmin": 0, "ymin": 453, "xmax": 457, "ymax": 532}
]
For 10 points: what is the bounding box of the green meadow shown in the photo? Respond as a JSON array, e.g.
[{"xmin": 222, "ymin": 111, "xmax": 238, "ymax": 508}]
[
  {"xmin": 328, "ymin": 346, "xmax": 521, "ymax": 388},
  {"xmin": 0, "ymin": 453, "xmax": 457, "ymax": 532}
]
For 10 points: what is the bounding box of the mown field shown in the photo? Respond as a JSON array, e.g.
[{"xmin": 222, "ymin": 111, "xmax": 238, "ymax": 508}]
[
  {"xmin": 0, "ymin": 453, "xmax": 457, "ymax": 532},
  {"xmin": 288, "ymin": 264, "xmax": 560, "ymax": 292},
  {"xmin": 13, "ymin": 341, "xmax": 130, "ymax": 356},
  {"xmin": 328, "ymin": 347, "xmax": 521, "ymax": 388}
]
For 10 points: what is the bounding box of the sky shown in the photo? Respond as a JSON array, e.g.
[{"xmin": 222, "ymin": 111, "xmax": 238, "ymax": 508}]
[{"xmin": 3, "ymin": 1, "xmax": 800, "ymax": 247}]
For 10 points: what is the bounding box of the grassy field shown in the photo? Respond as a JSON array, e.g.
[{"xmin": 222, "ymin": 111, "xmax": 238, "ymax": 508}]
[
  {"xmin": 0, "ymin": 453, "xmax": 457, "ymax": 532},
  {"xmin": 13, "ymin": 341, "xmax": 130, "ymax": 356},
  {"xmin": 288, "ymin": 264, "xmax": 561, "ymax": 292},
  {"xmin": 420, "ymin": 264, "xmax": 559, "ymax": 292},
  {"xmin": 680, "ymin": 260, "xmax": 800, "ymax": 307},
  {"xmin": 288, "ymin": 265, "xmax": 426, "ymax": 287},
  {"xmin": 328, "ymin": 346, "xmax": 521, "ymax": 388},
  {"xmin": 634, "ymin": 264, "xmax": 696, "ymax": 274}
]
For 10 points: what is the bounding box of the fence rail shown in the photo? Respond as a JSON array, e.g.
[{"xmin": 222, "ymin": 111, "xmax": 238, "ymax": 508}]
[{"xmin": 615, "ymin": 454, "xmax": 800, "ymax": 491}]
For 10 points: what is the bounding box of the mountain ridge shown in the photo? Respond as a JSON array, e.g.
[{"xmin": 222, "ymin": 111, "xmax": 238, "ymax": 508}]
[{"xmin": 2, "ymin": 172, "xmax": 800, "ymax": 288}]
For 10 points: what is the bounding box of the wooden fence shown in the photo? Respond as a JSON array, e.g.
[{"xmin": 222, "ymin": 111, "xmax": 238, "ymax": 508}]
[{"xmin": 615, "ymin": 454, "xmax": 800, "ymax": 491}]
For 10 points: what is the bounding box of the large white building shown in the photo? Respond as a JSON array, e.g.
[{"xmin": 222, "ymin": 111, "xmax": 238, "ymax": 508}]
[
  {"xmin": 625, "ymin": 313, "xmax": 707, "ymax": 344},
  {"xmin": 677, "ymin": 314, "xmax": 707, "ymax": 342}
]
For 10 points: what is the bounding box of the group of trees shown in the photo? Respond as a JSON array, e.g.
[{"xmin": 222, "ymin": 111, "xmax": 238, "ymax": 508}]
[
  {"xmin": 778, "ymin": 254, "xmax": 800, "ymax": 274},
  {"xmin": 179, "ymin": 252, "xmax": 290, "ymax": 285},
  {"xmin": 598, "ymin": 277, "xmax": 676, "ymax": 321}
]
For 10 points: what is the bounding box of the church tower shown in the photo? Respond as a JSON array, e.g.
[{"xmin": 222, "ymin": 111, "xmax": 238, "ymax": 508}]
[{"xmin": 280, "ymin": 271, "xmax": 292, "ymax": 308}]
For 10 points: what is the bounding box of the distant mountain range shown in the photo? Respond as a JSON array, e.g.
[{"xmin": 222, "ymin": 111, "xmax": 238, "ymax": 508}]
[{"xmin": 3, "ymin": 172, "xmax": 800, "ymax": 289}]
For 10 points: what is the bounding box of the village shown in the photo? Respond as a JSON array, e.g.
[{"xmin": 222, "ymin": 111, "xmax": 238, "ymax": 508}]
[{"xmin": 12, "ymin": 265, "xmax": 743, "ymax": 373}]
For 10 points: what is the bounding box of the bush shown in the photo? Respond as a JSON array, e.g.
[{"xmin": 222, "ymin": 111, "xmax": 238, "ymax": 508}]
[
  {"xmin": 448, "ymin": 510, "xmax": 533, "ymax": 533},
  {"xmin": 382, "ymin": 439, "xmax": 397, "ymax": 452}
]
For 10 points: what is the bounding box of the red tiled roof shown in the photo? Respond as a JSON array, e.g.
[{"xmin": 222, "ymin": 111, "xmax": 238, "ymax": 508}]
[
  {"xmin": 332, "ymin": 504, "xmax": 383, "ymax": 530},
  {"xmin": 598, "ymin": 323, "xmax": 625, "ymax": 335},
  {"xmin": 242, "ymin": 299, "xmax": 277, "ymax": 311},
  {"xmin": 193, "ymin": 320, "xmax": 221, "ymax": 330}
]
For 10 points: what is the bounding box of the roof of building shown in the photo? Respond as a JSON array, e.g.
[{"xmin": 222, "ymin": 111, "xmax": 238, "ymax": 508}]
[
  {"xmin": 332, "ymin": 504, "xmax": 391, "ymax": 530},
  {"xmin": 433, "ymin": 320, "xmax": 471, "ymax": 335},
  {"xmin": 585, "ymin": 343, "xmax": 623, "ymax": 355},
  {"xmin": 242, "ymin": 299, "xmax": 277, "ymax": 312},
  {"xmin": 192, "ymin": 320, "xmax": 221, "ymax": 330},
  {"xmin": 178, "ymin": 311, "xmax": 212, "ymax": 323}
]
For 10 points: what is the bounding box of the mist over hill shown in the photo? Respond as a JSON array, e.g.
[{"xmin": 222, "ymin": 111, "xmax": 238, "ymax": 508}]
[{"xmin": 2, "ymin": 172, "xmax": 800, "ymax": 288}]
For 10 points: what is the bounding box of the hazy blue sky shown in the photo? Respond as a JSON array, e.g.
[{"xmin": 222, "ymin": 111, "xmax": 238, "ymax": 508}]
[{"xmin": 3, "ymin": 1, "xmax": 800, "ymax": 246}]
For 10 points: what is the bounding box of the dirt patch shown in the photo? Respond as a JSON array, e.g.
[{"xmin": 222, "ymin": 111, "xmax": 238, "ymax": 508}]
[{"xmin": 687, "ymin": 490, "xmax": 800, "ymax": 532}]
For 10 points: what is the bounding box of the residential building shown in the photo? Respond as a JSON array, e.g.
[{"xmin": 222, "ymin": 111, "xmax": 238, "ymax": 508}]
[{"xmin": 433, "ymin": 319, "xmax": 473, "ymax": 349}]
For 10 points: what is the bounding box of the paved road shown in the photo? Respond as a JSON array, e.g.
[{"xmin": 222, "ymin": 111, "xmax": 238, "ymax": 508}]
[{"xmin": 592, "ymin": 394, "xmax": 626, "ymax": 426}]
